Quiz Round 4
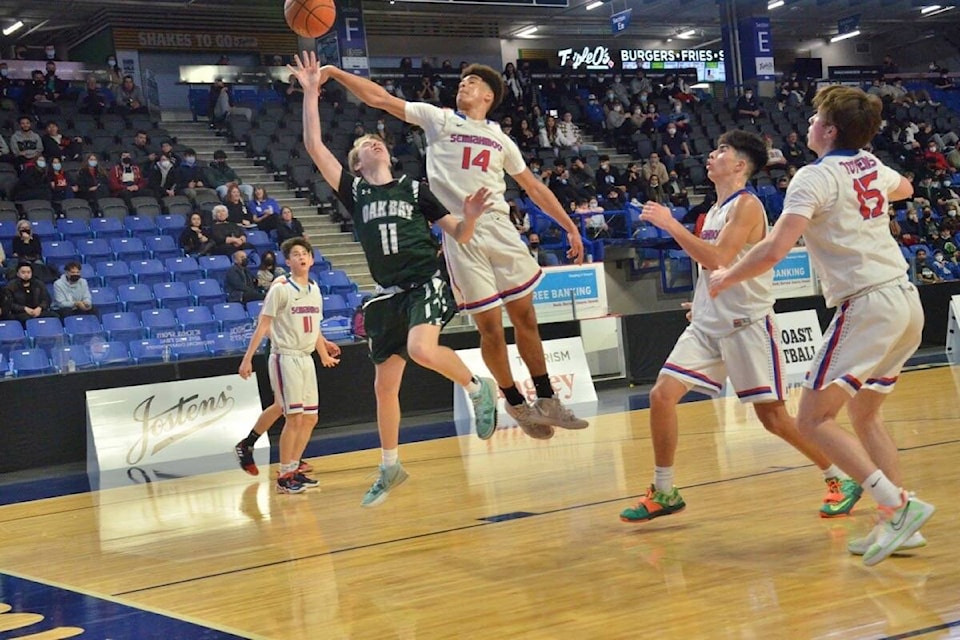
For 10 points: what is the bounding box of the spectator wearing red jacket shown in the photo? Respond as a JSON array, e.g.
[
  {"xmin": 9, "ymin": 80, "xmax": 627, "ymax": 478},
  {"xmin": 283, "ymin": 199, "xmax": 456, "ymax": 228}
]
[{"xmin": 108, "ymin": 150, "xmax": 150, "ymax": 209}]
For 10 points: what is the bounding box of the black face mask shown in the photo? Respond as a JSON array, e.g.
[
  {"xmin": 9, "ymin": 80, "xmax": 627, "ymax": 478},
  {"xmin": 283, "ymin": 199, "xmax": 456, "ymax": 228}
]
[
  {"xmin": 238, "ymin": 258, "xmax": 248, "ymax": 267},
  {"xmin": 121, "ymin": 158, "xmax": 131, "ymax": 165},
  {"xmin": 67, "ymin": 275, "xmax": 81, "ymax": 283},
  {"xmin": 529, "ymin": 242, "xmax": 540, "ymax": 249}
]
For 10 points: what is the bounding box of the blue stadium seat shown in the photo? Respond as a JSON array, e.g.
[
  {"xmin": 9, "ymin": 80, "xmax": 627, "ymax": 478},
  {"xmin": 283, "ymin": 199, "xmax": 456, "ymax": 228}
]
[
  {"xmin": 0, "ymin": 320, "xmax": 26, "ymax": 357},
  {"xmin": 129, "ymin": 338, "xmax": 167, "ymax": 364},
  {"xmin": 156, "ymin": 213, "xmax": 187, "ymax": 237},
  {"xmin": 320, "ymin": 317, "xmax": 352, "ymax": 341},
  {"xmin": 188, "ymin": 279, "xmax": 226, "ymax": 306},
  {"xmin": 89, "ymin": 217, "xmax": 126, "ymax": 240},
  {"xmin": 207, "ymin": 332, "xmax": 247, "ymax": 356},
  {"xmin": 124, "ymin": 215, "xmax": 158, "ymax": 240},
  {"xmin": 211, "ymin": 303, "xmax": 250, "ymax": 332},
  {"xmin": 197, "ymin": 254, "xmax": 231, "ymax": 284},
  {"xmin": 89, "ymin": 286, "xmax": 121, "ymax": 315},
  {"xmin": 144, "ymin": 235, "xmax": 181, "ymax": 261},
  {"xmin": 79, "ymin": 262, "xmax": 97, "ymax": 284},
  {"xmin": 321, "ymin": 294, "xmax": 349, "ymax": 319},
  {"xmin": 141, "ymin": 308, "xmax": 179, "ymax": 338},
  {"xmin": 29, "ymin": 219, "xmax": 58, "ymax": 241},
  {"xmin": 129, "ymin": 259, "xmax": 168, "ymax": 286},
  {"xmin": 42, "ymin": 240, "xmax": 80, "ymax": 271},
  {"xmin": 56, "ymin": 218, "xmax": 91, "ymax": 241},
  {"xmin": 165, "ymin": 256, "xmax": 202, "ymax": 283},
  {"xmin": 345, "ymin": 291, "xmax": 369, "ymax": 310},
  {"xmin": 111, "ymin": 237, "xmax": 149, "ymax": 261},
  {"xmin": 246, "ymin": 300, "xmax": 264, "ymax": 319},
  {"xmin": 177, "ymin": 306, "xmax": 218, "ymax": 337},
  {"xmin": 118, "ymin": 283, "xmax": 155, "ymax": 313},
  {"xmin": 77, "ymin": 238, "xmax": 114, "ymax": 265},
  {"xmin": 25, "ymin": 317, "xmax": 65, "ymax": 350},
  {"xmin": 49, "ymin": 344, "xmax": 95, "ymax": 372},
  {"xmin": 317, "ymin": 270, "xmax": 358, "ymax": 297},
  {"xmin": 88, "ymin": 340, "xmax": 132, "ymax": 368},
  {"xmin": 96, "ymin": 261, "xmax": 133, "ymax": 288},
  {"xmin": 167, "ymin": 335, "xmax": 209, "ymax": 361},
  {"xmin": 10, "ymin": 348, "xmax": 52, "ymax": 377},
  {"xmin": 101, "ymin": 312, "xmax": 146, "ymax": 342},
  {"xmin": 153, "ymin": 281, "xmax": 192, "ymax": 311},
  {"xmin": 245, "ymin": 229, "xmax": 274, "ymax": 254},
  {"xmin": 63, "ymin": 314, "xmax": 104, "ymax": 345}
]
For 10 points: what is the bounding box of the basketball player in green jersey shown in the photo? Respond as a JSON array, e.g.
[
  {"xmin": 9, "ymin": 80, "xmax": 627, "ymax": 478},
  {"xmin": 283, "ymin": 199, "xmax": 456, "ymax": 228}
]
[{"xmin": 290, "ymin": 51, "xmax": 499, "ymax": 507}]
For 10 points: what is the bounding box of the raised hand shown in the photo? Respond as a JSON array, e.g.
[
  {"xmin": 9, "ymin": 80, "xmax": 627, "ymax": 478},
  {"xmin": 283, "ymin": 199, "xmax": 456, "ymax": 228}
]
[
  {"xmin": 462, "ymin": 187, "xmax": 491, "ymax": 221},
  {"xmin": 287, "ymin": 50, "xmax": 328, "ymax": 94},
  {"xmin": 640, "ymin": 201, "xmax": 674, "ymax": 230}
]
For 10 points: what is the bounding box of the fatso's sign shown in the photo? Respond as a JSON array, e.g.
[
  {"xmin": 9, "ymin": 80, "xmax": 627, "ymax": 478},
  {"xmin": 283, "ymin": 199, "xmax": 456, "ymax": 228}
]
[
  {"xmin": 86, "ymin": 374, "xmax": 266, "ymax": 472},
  {"xmin": 557, "ymin": 46, "xmax": 724, "ymax": 70}
]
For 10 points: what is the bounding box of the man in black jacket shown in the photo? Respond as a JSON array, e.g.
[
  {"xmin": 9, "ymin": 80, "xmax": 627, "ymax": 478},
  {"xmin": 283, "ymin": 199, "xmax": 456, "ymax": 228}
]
[
  {"xmin": 224, "ymin": 251, "xmax": 265, "ymax": 303},
  {"xmin": 4, "ymin": 262, "xmax": 57, "ymax": 325}
]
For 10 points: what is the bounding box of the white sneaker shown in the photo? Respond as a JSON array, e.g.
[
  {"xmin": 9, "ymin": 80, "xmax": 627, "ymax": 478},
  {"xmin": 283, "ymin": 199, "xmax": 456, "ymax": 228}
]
[
  {"xmin": 527, "ymin": 398, "xmax": 590, "ymax": 430},
  {"xmin": 848, "ymin": 527, "xmax": 927, "ymax": 556},
  {"xmin": 505, "ymin": 402, "xmax": 554, "ymax": 440},
  {"xmin": 862, "ymin": 492, "xmax": 935, "ymax": 567}
]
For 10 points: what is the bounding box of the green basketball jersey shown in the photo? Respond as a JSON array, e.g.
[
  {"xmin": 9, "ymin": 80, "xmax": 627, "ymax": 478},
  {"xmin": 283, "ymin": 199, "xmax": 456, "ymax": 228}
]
[{"xmin": 337, "ymin": 173, "xmax": 448, "ymax": 288}]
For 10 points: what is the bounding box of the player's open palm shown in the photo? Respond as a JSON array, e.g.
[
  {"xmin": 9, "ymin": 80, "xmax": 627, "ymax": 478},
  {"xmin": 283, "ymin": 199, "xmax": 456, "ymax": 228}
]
[
  {"xmin": 640, "ymin": 201, "xmax": 673, "ymax": 230},
  {"xmin": 288, "ymin": 50, "xmax": 326, "ymax": 93},
  {"xmin": 463, "ymin": 187, "xmax": 491, "ymax": 221}
]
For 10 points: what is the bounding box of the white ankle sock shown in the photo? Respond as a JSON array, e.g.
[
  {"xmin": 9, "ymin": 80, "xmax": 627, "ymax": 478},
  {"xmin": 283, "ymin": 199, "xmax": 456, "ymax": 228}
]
[
  {"xmin": 822, "ymin": 464, "xmax": 849, "ymax": 480},
  {"xmin": 465, "ymin": 376, "xmax": 481, "ymax": 395},
  {"xmin": 654, "ymin": 466, "xmax": 674, "ymax": 493},
  {"xmin": 863, "ymin": 470, "xmax": 902, "ymax": 508},
  {"xmin": 382, "ymin": 448, "xmax": 399, "ymax": 467},
  {"xmin": 280, "ymin": 462, "xmax": 299, "ymax": 476}
]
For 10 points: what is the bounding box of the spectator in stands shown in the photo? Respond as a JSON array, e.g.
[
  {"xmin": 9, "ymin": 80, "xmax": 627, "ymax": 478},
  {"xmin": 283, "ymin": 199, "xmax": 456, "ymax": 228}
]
[
  {"xmin": 10, "ymin": 116, "xmax": 43, "ymax": 170},
  {"xmin": 225, "ymin": 250, "xmax": 265, "ymax": 303},
  {"xmin": 764, "ymin": 134, "xmax": 787, "ymax": 169},
  {"xmin": 209, "ymin": 204, "xmax": 253, "ymax": 256},
  {"xmin": 106, "ymin": 56, "xmax": 122, "ymax": 93},
  {"xmin": 224, "ymin": 184, "xmax": 256, "ymax": 227},
  {"xmin": 249, "ymin": 186, "xmax": 281, "ymax": 233},
  {"xmin": 604, "ymin": 101, "xmax": 633, "ymax": 151},
  {"xmin": 115, "ymin": 75, "xmax": 147, "ymax": 115},
  {"xmin": 275, "ymin": 74, "xmax": 304, "ymax": 105},
  {"xmin": 664, "ymin": 171, "xmax": 689, "ymax": 209},
  {"xmin": 594, "ymin": 154, "xmax": 622, "ymax": 194},
  {"xmin": 583, "ymin": 94, "xmax": 605, "ymax": 136},
  {"xmin": 0, "ymin": 134, "xmax": 12, "ymax": 169},
  {"xmin": 12, "ymin": 220, "xmax": 42, "ymax": 267},
  {"xmin": 934, "ymin": 70, "xmax": 956, "ymax": 91},
  {"xmin": 888, "ymin": 206, "xmax": 902, "ymax": 243},
  {"xmin": 205, "ymin": 150, "xmax": 253, "ymax": 200},
  {"xmin": 900, "ymin": 209, "xmax": 922, "ymax": 246},
  {"xmin": 158, "ymin": 139, "xmax": 180, "ymax": 167},
  {"xmin": 256, "ymin": 250, "xmax": 285, "ymax": 291},
  {"xmin": 52, "ymin": 261, "xmax": 96, "ymax": 318},
  {"xmin": 178, "ymin": 149, "xmax": 206, "ymax": 197},
  {"xmin": 924, "ymin": 141, "xmax": 952, "ymax": 174},
  {"xmin": 415, "ymin": 76, "xmax": 440, "ymax": 105},
  {"xmin": 642, "ymin": 152, "xmax": 669, "ymax": 187},
  {"xmin": 12, "ymin": 157, "xmax": 52, "ymax": 201},
  {"xmin": 41, "ymin": 120, "xmax": 82, "ymax": 161},
  {"xmin": 776, "ymin": 175, "xmax": 790, "ymax": 194},
  {"xmin": 509, "ymin": 200, "xmax": 530, "ymax": 235},
  {"xmin": 382, "ymin": 79, "xmax": 406, "ymax": 100},
  {"xmin": 212, "ymin": 81, "xmax": 252, "ymax": 123},
  {"xmin": 129, "ymin": 130, "xmax": 157, "ymax": 167},
  {"xmin": 920, "ymin": 206, "xmax": 939, "ymax": 242},
  {"xmin": 75, "ymin": 153, "xmax": 109, "ymax": 210},
  {"xmin": 932, "ymin": 227, "xmax": 954, "ymax": 254},
  {"xmin": 930, "ymin": 250, "xmax": 954, "ymax": 280},
  {"xmin": 547, "ymin": 160, "xmax": 577, "ymax": 209},
  {"xmin": 179, "ymin": 212, "xmax": 213, "ymax": 256},
  {"xmin": 502, "ymin": 63, "xmax": 523, "ymax": 109},
  {"xmin": 667, "ymin": 102, "xmax": 691, "ymax": 132},
  {"xmin": 568, "ymin": 156, "xmax": 596, "ymax": 198},
  {"xmin": 646, "ymin": 174, "xmax": 668, "ymax": 205},
  {"xmin": 913, "ymin": 248, "xmax": 940, "ymax": 285},
  {"xmin": 0, "ymin": 62, "xmax": 17, "ymax": 112},
  {"xmin": 660, "ymin": 124, "xmax": 690, "ymax": 172},
  {"xmin": 624, "ymin": 161, "xmax": 646, "ymax": 202},
  {"xmin": 630, "ymin": 71, "xmax": 653, "ymax": 99},
  {"xmin": 881, "ymin": 55, "xmax": 898, "ymax": 77},
  {"xmin": 108, "ymin": 151, "xmax": 149, "ymax": 208},
  {"xmin": 607, "ymin": 75, "xmax": 630, "ymax": 106},
  {"xmin": 780, "ymin": 131, "xmax": 807, "ymax": 168},
  {"xmin": 527, "ymin": 232, "xmax": 559, "ymax": 267},
  {"xmin": 638, "ymin": 103, "xmax": 664, "ymax": 135},
  {"xmin": 275, "ymin": 206, "xmax": 307, "ymax": 244},
  {"xmin": 3, "ymin": 262, "xmax": 57, "ymax": 325},
  {"xmin": 48, "ymin": 156, "xmax": 77, "ymax": 208},
  {"xmin": 538, "ymin": 115, "xmax": 562, "ymax": 152},
  {"xmin": 575, "ymin": 198, "xmax": 609, "ymax": 240},
  {"xmin": 43, "ymin": 61, "xmax": 66, "ymax": 102},
  {"xmin": 147, "ymin": 154, "xmax": 182, "ymax": 199},
  {"xmin": 669, "ymin": 76, "xmax": 699, "ymax": 104},
  {"xmin": 23, "ymin": 70, "xmax": 55, "ymax": 115},
  {"xmin": 736, "ymin": 88, "xmax": 761, "ymax": 122},
  {"xmin": 76, "ymin": 75, "xmax": 109, "ymax": 116},
  {"xmin": 515, "ymin": 118, "xmax": 538, "ymax": 154}
]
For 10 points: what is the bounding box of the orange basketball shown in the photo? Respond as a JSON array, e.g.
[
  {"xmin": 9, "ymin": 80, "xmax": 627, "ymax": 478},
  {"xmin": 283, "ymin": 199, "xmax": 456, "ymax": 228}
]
[{"xmin": 284, "ymin": 0, "xmax": 337, "ymax": 38}]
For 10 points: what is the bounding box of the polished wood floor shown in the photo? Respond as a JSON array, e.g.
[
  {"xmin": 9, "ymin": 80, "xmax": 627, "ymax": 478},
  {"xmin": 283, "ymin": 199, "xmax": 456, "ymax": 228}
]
[{"xmin": 1, "ymin": 367, "xmax": 958, "ymax": 639}]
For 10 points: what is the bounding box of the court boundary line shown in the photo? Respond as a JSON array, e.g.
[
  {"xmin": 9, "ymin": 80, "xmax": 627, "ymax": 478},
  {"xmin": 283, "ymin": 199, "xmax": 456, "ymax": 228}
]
[{"xmin": 880, "ymin": 618, "xmax": 960, "ymax": 639}]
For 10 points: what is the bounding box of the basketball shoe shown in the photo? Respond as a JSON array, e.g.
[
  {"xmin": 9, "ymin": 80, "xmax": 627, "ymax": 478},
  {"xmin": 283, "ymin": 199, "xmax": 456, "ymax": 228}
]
[
  {"xmin": 298, "ymin": 459, "xmax": 313, "ymax": 473},
  {"xmin": 470, "ymin": 377, "xmax": 498, "ymax": 440},
  {"xmin": 862, "ymin": 492, "xmax": 935, "ymax": 566},
  {"xmin": 361, "ymin": 463, "xmax": 409, "ymax": 507},
  {"xmin": 234, "ymin": 440, "xmax": 258, "ymax": 476},
  {"xmin": 505, "ymin": 402, "xmax": 554, "ymax": 440},
  {"xmin": 848, "ymin": 530, "xmax": 927, "ymax": 556},
  {"xmin": 529, "ymin": 397, "xmax": 589, "ymax": 430},
  {"xmin": 620, "ymin": 485, "xmax": 686, "ymax": 522},
  {"xmin": 276, "ymin": 473, "xmax": 307, "ymax": 494},
  {"xmin": 819, "ymin": 477, "xmax": 863, "ymax": 518},
  {"xmin": 294, "ymin": 472, "xmax": 319, "ymax": 489}
]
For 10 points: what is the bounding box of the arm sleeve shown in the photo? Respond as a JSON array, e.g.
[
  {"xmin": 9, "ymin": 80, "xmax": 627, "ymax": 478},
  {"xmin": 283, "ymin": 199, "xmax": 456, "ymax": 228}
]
[
  {"xmin": 782, "ymin": 165, "xmax": 830, "ymax": 220},
  {"xmin": 418, "ymin": 182, "xmax": 450, "ymax": 223},
  {"xmin": 52, "ymin": 281, "xmax": 69, "ymax": 309},
  {"xmin": 334, "ymin": 171, "xmax": 358, "ymax": 211},
  {"xmin": 404, "ymin": 102, "xmax": 445, "ymax": 143}
]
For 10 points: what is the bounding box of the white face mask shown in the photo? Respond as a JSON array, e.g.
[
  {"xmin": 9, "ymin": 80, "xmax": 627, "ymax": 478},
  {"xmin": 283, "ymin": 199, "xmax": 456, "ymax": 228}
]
[
  {"xmin": 159, "ymin": 160, "xmax": 172, "ymax": 170},
  {"xmin": 667, "ymin": 128, "xmax": 676, "ymax": 135},
  {"xmin": 36, "ymin": 160, "xmax": 46, "ymax": 169}
]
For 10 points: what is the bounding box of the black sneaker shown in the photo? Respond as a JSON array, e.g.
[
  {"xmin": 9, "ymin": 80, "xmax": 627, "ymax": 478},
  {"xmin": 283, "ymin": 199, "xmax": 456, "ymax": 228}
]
[
  {"xmin": 276, "ymin": 473, "xmax": 306, "ymax": 494},
  {"xmin": 293, "ymin": 472, "xmax": 319, "ymax": 489},
  {"xmin": 234, "ymin": 441, "xmax": 258, "ymax": 476}
]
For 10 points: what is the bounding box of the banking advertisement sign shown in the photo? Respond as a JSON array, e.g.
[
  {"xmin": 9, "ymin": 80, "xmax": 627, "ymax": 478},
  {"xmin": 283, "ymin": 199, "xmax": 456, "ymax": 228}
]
[
  {"xmin": 773, "ymin": 247, "xmax": 818, "ymax": 299},
  {"xmin": 523, "ymin": 263, "xmax": 607, "ymax": 324}
]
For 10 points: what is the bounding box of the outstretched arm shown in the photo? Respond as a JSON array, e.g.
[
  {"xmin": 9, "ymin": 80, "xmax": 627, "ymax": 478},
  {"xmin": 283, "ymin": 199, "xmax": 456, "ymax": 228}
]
[
  {"xmin": 435, "ymin": 187, "xmax": 492, "ymax": 244},
  {"xmin": 513, "ymin": 168, "xmax": 585, "ymax": 264},
  {"xmin": 289, "ymin": 51, "xmax": 342, "ymax": 189},
  {"xmin": 709, "ymin": 213, "xmax": 807, "ymax": 297},
  {"xmin": 322, "ymin": 64, "xmax": 408, "ymax": 121}
]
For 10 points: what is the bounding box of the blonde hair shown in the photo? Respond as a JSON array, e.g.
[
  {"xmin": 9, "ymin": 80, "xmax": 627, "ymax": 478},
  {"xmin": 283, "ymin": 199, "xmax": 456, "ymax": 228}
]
[{"xmin": 346, "ymin": 134, "xmax": 385, "ymax": 174}]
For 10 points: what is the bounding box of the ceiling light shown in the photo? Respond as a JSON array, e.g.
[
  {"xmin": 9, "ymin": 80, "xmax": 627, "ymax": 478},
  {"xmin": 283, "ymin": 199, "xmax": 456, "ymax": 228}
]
[
  {"xmin": 767, "ymin": 0, "xmax": 784, "ymax": 9},
  {"xmin": 586, "ymin": 1, "xmax": 603, "ymax": 9},
  {"xmin": 677, "ymin": 29, "xmax": 697, "ymax": 38},
  {"xmin": 830, "ymin": 29, "xmax": 860, "ymax": 42},
  {"xmin": 666, "ymin": 38, "xmax": 673, "ymax": 42},
  {"xmin": 517, "ymin": 26, "xmax": 538, "ymax": 37},
  {"xmin": 920, "ymin": 5, "xmax": 942, "ymax": 13},
  {"xmin": 2, "ymin": 20, "xmax": 24, "ymax": 36}
]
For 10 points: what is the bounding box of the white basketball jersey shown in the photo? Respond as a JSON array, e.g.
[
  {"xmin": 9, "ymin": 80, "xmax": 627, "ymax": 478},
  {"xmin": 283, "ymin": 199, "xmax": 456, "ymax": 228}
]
[
  {"xmin": 782, "ymin": 149, "xmax": 907, "ymax": 307},
  {"xmin": 692, "ymin": 189, "xmax": 774, "ymax": 337},
  {"xmin": 405, "ymin": 102, "xmax": 527, "ymax": 218},
  {"xmin": 261, "ymin": 277, "xmax": 323, "ymax": 354}
]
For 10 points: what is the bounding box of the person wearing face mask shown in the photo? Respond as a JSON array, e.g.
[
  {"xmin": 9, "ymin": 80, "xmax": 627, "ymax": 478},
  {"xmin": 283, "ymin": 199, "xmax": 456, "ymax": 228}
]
[
  {"xmin": 10, "ymin": 116, "xmax": 43, "ymax": 169},
  {"xmin": 913, "ymin": 249, "xmax": 941, "ymax": 285},
  {"xmin": 77, "ymin": 75, "xmax": 109, "ymax": 116},
  {"xmin": 52, "ymin": 262, "xmax": 96, "ymax": 318},
  {"xmin": 76, "ymin": 153, "xmax": 109, "ymax": 209},
  {"xmin": 923, "ymin": 141, "xmax": 951, "ymax": 173},
  {"xmin": 0, "ymin": 62, "xmax": 17, "ymax": 112},
  {"xmin": 629, "ymin": 70, "xmax": 653, "ymax": 98},
  {"xmin": 147, "ymin": 154, "xmax": 182, "ymax": 199},
  {"xmin": 4, "ymin": 262, "xmax": 57, "ymax": 325},
  {"xmin": 225, "ymin": 250, "xmax": 266, "ymax": 303},
  {"xmin": 12, "ymin": 156, "xmax": 52, "ymax": 201},
  {"xmin": 899, "ymin": 208, "xmax": 921, "ymax": 246},
  {"xmin": 47, "ymin": 155, "xmax": 77, "ymax": 208},
  {"xmin": 660, "ymin": 124, "xmax": 691, "ymax": 172},
  {"xmin": 105, "ymin": 55, "xmax": 122, "ymax": 93},
  {"xmin": 43, "ymin": 61, "xmax": 65, "ymax": 102},
  {"xmin": 736, "ymin": 88, "xmax": 761, "ymax": 122},
  {"xmin": 256, "ymin": 250, "xmax": 286, "ymax": 291},
  {"xmin": 177, "ymin": 148, "xmax": 206, "ymax": 198},
  {"xmin": 527, "ymin": 232, "xmax": 559, "ymax": 267},
  {"xmin": 609, "ymin": 75, "xmax": 630, "ymax": 106},
  {"xmin": 108, "ymin": 150, "xmax": 149, "ymax": 208}
]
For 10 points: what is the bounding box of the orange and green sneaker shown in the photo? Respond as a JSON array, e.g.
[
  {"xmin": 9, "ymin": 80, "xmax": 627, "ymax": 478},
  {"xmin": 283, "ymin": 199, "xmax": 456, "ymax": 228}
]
[
  {"xmin": 819, "ymin": 477, "xmax": 863, "ymax": 518},
  {"xmin": 620, "ymin": 485, "xmax": 686, "ymax": 523}
]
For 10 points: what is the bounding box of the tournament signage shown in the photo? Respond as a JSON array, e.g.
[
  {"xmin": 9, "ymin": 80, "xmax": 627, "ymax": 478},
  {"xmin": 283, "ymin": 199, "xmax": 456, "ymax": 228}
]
[
  {"xmin": 556, "ymin": 46, "xmax": 726, "ymax": 82},
  {"xmin": 524, "ymin": 263, "xmax": 607, "ymax": 324},
  {"xmin": 86, "ymin": 374, "xmax": 267, "ymax": 477},
  {"xmin": 773, "ymin": 247, "xmax": 818, "ymax": 299}
]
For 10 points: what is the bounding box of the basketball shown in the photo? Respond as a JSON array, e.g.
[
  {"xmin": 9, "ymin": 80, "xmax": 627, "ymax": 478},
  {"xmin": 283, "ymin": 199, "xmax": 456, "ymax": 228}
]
[{"xmin": 284, "ymin": 0, "xmax": 337, "ymax": 38}]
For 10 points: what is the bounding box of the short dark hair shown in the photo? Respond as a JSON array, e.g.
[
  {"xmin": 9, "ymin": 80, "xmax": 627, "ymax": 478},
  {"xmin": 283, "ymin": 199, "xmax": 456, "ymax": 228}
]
[
  {"xmin": 461, "ymin": 63, "xmax": 504, "ymax": 115},
  {"xmin": 281, "ymin": 236, "xmax": 312, "ymax": 259},
  {"xmin": 213, "ymin": 149, "xmax": 227, "ymax": 159},
  {"xmin": 717, "ymin": 129, "xmax": 768, "ymax": 179},
  {"xmin": 64, "ymin": 261, "xmax": 81, "ymax": 272}
]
